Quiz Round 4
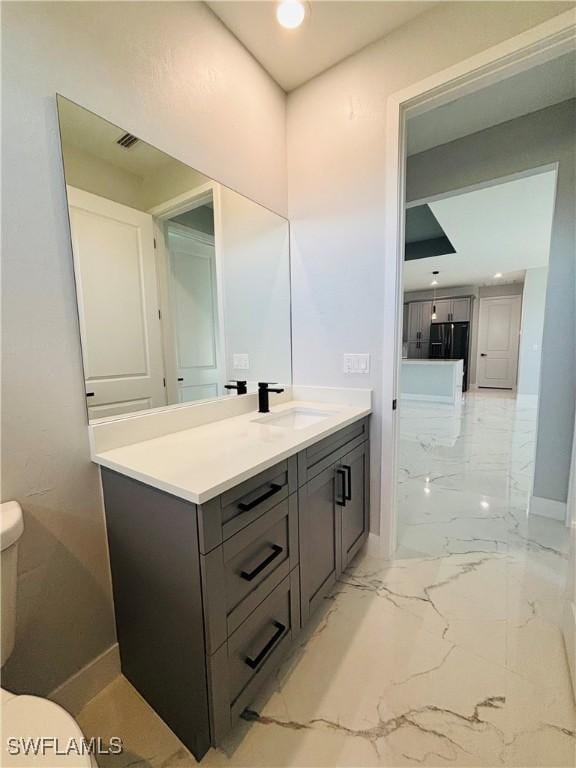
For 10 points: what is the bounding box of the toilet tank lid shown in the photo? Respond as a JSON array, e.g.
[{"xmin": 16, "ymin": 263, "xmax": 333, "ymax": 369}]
[{"xmin": 1, "ymin": 501, "xmax": 23, "ymax": 551}]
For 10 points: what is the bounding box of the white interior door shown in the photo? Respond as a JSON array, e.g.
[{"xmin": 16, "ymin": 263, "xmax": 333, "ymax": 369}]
[
  {"xmin": 477, "ymin": 295, "xmax": 522, "ymax": 389},
  {"xmin": 67, "ymin": 186, "xmax": 166, "ymax": 419},
  {"xmin": 166, "ymin": 222, "xmax": 224, "ymax": 402}
]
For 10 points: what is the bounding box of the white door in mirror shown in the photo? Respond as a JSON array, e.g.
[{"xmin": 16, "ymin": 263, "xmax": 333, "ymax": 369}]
[
  {"xmin": 166, "ymin": 223, "xmax": 225, "ymax": 402},
  {"xmin": 67, "ymin": 187, "xmax": 166, "ymax": 419}
]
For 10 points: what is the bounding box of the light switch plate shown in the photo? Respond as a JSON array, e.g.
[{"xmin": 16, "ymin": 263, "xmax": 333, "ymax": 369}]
[
  {"xmin": 343, "ymin": 353, "xmax": 370, "ymax": 374},
  {"xmin": 233, "ymin": 353, "xmax": 249, "ymax": 370}
]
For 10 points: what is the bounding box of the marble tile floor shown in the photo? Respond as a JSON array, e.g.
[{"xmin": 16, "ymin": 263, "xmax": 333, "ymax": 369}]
[{"xmin": 78, "ymin": 391, "xmax": 575, "ymax": 767}]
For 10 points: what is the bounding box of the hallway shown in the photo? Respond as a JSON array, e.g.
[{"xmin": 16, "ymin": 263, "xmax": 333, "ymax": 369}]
[{"xmin": 78, "ymin": 392, "xmax": 575, "ymax": 767}]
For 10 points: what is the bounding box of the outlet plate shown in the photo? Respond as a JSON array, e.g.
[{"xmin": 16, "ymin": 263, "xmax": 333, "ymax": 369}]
[
  {"xmin": 233, "ymin": 353, "xmax": 249, "ymax": 370},
  {"xmin": 343, "ymin": 353, "xmax": 370, "ymax": 374}
]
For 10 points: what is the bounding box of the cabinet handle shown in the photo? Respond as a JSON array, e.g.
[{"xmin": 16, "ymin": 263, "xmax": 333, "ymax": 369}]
[
  {"xmin": 245, "ymin": 621, "xmax": 286, "ymax": 669},
  {"xmin": 336, "ymin": 468, "xmax": 347, "ymax": 507},
  {"xmin": 342, "ymin": 464, "xmax": 352, "ymax": 501},
  {"xmin": 86, "ymin": 392, "xmax": 95, "ymax": 397},
  {"xmin": 240, "ymin": 544, "xmax": 283, "ymax": 582},
  {"xmin": 177, "ymin": 377, "xmax": 184, "ymax": 382},
  {"xmin": 238, "ymin": 483, "xmax": 283, "ymax": 512}
]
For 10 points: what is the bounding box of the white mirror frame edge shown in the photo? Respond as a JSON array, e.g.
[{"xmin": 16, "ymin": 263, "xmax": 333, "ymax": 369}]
[{"xmin": 378, "ymin": 10, "xmax": 576, "ymax": 560}]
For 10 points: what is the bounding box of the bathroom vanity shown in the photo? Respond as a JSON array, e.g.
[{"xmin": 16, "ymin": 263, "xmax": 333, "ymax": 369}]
[
  {"xmin": 93, "ymin": 396, "xmax": 371, "ymax": 759},
  {"xmin": 56, "ymin": 95, "xmax": 371, "ymax": 761}
]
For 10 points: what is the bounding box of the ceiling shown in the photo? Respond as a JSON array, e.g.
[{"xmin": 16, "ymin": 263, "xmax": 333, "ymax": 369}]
[
  {"xmin": 58, "ymin": 96, "xmax": 185, "ymax": 178},
  {"xmin": 407, "ymin": 51, "xmax": 576, "ymax": 156},
  {"xmin": 403, "ymin": 170, "xmax": 557, "ymax": 291},
  {"xmin": 207, "ymin": 1, "xmax": 435, "ymax": 91}
]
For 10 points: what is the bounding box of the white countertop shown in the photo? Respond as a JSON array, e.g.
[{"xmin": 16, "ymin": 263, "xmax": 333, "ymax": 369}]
[
  {"xmin": 92, "ymin": 397, "xmax": 371, "ymax": 505},
  {"xmin": 402, "ymin": 359, "xmax": 464, "ymax": 365}
]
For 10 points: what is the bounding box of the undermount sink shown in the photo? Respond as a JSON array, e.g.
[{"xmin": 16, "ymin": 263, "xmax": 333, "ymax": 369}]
[{"xmin": 253, "ymin": 407, "xmax": 337, "ymax": 430}]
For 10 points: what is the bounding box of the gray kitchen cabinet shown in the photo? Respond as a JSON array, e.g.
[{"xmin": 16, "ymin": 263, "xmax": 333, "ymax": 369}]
[
  {"xmin": 100, "ymin": 416, "xmax": 370, "ymax": 759},
  {"xmin": 451, "ymin": 297, "xmax": 471, "ymax": 322},
  {"xmin": 407, "ymin": 300, "xmax": 432, "ymax": 342},
  {"xmin": 431, "ymin": 297, "xmax": 471, "ymax": 323},
  {"xmin": 406, "ymin": 301, "xmax": 432, "ymax": 356},
  {"xmin": 432, "ymin": 298, "xmax": 452, "ymax": 323}
]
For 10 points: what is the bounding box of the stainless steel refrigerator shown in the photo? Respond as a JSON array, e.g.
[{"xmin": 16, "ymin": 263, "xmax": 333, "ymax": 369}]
[{"xmin": 429, "ymin": 321, "xmax": 470, "ymax": 391}]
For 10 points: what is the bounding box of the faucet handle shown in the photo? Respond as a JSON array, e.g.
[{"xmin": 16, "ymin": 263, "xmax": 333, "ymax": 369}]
[
  {"xmin": 225, "ymin": 380, "xmax": 247, "ymax": 395},
  {"xmin": 258, "ymin": 381, "xmax": 277, "ymax": 388}
]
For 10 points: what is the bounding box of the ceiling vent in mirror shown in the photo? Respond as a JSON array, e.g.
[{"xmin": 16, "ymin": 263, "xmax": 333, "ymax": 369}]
[{"xmin": 116, "ymin": 132, "xmax": 139, "ymax": 149}]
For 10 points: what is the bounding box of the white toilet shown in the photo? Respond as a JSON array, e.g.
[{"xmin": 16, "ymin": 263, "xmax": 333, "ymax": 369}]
[{"xmin": 1, "ymin": 501, "xmax": 97, "ymax": 767}]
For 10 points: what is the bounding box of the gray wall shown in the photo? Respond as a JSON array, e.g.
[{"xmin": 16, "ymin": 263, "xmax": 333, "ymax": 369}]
[
  {"xmin": 2, "ymin": 1, "xmax": 286, "ymax": 696},
  {"xmin": 517, "ymin": 267, "xmax": 549, "ymax": 396},
  {"xmin": 407, "ymin": 99, "xmax": 576, "ymax": 504}
]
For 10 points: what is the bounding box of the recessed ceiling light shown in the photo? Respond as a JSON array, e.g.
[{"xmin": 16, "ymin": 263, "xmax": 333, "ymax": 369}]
[
  {"xmin": 494, "ymin": 272, "xmax": 503, "ymax": 279},
  {"xmin": 276, "ymin": 0, "xmax": 306, "ymax": 29}
]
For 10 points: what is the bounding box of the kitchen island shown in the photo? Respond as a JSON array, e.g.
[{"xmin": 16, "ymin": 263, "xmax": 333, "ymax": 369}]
[{"xmin": 401, "ymin": 359, "xmax": 464, "ymax": 405}]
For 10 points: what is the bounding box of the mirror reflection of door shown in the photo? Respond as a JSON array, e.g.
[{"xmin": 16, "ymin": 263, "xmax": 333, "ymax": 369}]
[
  {"xmin": 57, "ymin": 95, "xmax": 292, "ymax": 422},
  {"xmin": 165, "ymin": 219, "xmax": 225, "ymax": 402},
  {"xmin": 67, "ymin": 186, "xmax": 166, "ymax": 419}
]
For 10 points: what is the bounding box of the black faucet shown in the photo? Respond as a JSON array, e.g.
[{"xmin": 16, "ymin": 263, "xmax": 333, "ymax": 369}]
[
  {"xmin": 224, "ymin": 380, "xmax": 247, "ymax": 395},
  {"xmin": 258, "ymin": 382, "xmax": 284, "ymax": 413}
]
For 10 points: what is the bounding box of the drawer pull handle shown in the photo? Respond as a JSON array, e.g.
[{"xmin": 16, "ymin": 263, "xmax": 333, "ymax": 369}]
[
  {"xmin": 238, "ymin": 483, "xmax": 283, "ymax": 512},
  {"xmin": 336, "ymin": 468, "xmax": 347, "ymax": 507},
  {"xmin": 240, "ymin": 544, "xmax": 283, "ymax": 582},
  {"xmin": 245, "ymin": 621, "xmax": 287, "ymax": 670},
  {"xmin": 343, "ymin": 464, "xmax": 352, "ymax": 501}
]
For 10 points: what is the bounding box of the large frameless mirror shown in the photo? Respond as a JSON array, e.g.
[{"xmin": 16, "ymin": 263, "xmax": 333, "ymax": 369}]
[{"xmin": 56, "ymin": 96, "xmax": 292, "ymax": 423}]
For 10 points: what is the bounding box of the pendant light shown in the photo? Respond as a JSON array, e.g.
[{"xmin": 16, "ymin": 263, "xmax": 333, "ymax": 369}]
[{"xmin": 431, "ymin": 271, "xmax": 439, "ymax": 320}]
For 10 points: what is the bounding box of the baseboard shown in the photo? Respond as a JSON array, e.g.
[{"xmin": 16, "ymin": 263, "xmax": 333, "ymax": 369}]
[
  {"xmin": 529, "ymin": 494, "xmax": 567, "ymax": 522},
  {"xmin": 562, "ymin": 601, "xmax": 576, "ymax": 702},
  {"xmin": 49, "ymin": 643, "xmax": 120, "ymax": 716}
]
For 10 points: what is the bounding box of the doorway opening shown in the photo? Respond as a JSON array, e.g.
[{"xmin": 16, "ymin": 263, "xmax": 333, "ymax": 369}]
[
  {"xmin": 152, "ymin": 188, "xmax": 227, "ymax": 405},
  {"xmin": 397, "ymin": 165, "xmax": 558, "ymax": 557}
]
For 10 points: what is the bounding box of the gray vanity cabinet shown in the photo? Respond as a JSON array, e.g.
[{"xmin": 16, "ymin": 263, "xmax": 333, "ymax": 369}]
[
  {"xmin": 341, "ymin": 441, "xmax": 370, "ymax": 568},
  {"xmin": 100, "ymin": 416, "xmax": 369, "ymax": 760},
  {"xmin": 101, "ymin": 468, "xmax": 212, "ymax": 760},
  {"xmin": 298, "ymin": 419, "xmax": 370, "ymax": 623},
  {"xmin": 298, "ymin": 463, "xmax": 343, "ymax": 623}
]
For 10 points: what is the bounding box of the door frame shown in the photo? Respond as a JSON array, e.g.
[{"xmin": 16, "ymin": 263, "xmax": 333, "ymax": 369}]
[
  {"xmin": 476, "ymin": 295, "xmax": 522, "ymax": 390},
  {"xmin": 149, "ymin": 183, "xmax": 228, "ymax": 404},
  {"xmin": 379, "ymin": 11, "xmax": 576, "ymax": 559}
]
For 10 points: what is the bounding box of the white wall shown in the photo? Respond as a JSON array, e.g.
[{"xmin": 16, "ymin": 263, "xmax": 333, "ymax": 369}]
[
  {"xmin": 219, "ymin": 187, "xmax": 292, "ymax": 388},
  {"xmin": 62, "ymin": 145, "xmax": 144, "ymax": 210},
  {"xmin": 287, "ymin": 1, "xmax": 571, "ymax": 533},
  {"xmin": 2, "ymin": 1, "xmax": 286, "ymax": 696},
  {"xmin": 518, "ymin": 268, "xmax": 549, "ymax": 396}
]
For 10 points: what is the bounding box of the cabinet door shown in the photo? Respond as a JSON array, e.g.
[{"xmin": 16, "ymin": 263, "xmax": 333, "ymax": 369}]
[
  {"xmin": 340, "ymin": 442, "xmax": 369, "ymax": 568},
  {"xmin": 433, "ymin": 299, "xmax": 452, "ymax": 323},
  {"xmin": 419, "ymin": 301, "xmax": 433, "ymax": 341},
  {"xmin": 406, "ymin": 341, "xmax": 421, "ymax": 359},
  {"xmin": 406, "ymin": 303, "xmax": 421, "ymax": 341},
  {"xmin": 298, "ymin": 463, "xmax": 343, "ymax": 623},
  {"xmin": 451, "ymin": 297, "xmax": 470, "ymax": 322}
]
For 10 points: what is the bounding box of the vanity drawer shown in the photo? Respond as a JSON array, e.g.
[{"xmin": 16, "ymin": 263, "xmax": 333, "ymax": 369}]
[
  {"xmin": 196, "ymin": 456, "xmax": 298, "ymax": 555},
  {"xmin": 201, "ymin": 494, "xmax": 298, "ymax": 653},
  {"xmin": 221, "ymin": 457, "xmax": 297, "ymax": 540},
  {"xmin": 207, "ymin": 570, "xmax": 300, "ymax": 744},
  {"xmin": 298, "ymin": 417, "xmax": 369, "ymax": 485}
]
